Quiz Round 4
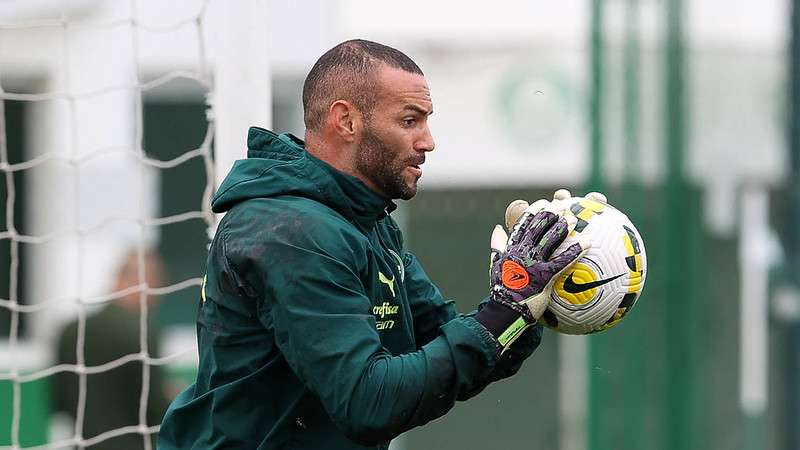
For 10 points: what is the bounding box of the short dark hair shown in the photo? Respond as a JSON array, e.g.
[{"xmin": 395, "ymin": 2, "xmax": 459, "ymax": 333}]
[{"xmin": 302, "ymin": 39, "xmax": 423, "ymax": 131}]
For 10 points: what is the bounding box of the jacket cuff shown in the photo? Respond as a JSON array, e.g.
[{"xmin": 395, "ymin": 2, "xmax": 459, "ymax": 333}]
[{"xmin": 474, "ymin": 300, "xmax": 523, "ymax": 348}]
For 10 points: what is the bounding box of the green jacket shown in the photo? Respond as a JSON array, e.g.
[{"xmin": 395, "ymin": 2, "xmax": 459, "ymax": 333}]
[{"xmin": 158, "ymin": 128, "xmax": 542, "ymax": 449}]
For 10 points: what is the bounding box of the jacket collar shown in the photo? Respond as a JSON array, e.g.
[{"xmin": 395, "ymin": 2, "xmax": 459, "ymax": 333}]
[
  {"xmin": 306, "ymin": 152, "xmax": 397, "ymax": 227},
  {"xmin": 246, "ymin": 128, "xmax": 396, "ymax": 228}
]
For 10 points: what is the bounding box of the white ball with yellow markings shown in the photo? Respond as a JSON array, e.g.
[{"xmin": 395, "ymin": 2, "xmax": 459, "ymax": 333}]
[{"xmin": 541, "ymin": 196, "xmax": 647, "ymax": 334}]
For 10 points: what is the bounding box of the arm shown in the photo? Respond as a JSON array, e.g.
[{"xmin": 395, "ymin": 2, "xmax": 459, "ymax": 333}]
[
  {"xmin": 403, "ymin": 252, "xmax": 543, "ymax": 400},
  {"xmin": 457, "ymin": 299, "xmax": 543, "ymax": 400},
  {"xmin": 402, "ymin": 251, "xmax": 457, "ymax": 347},
  {"xmin": 403, "ymin": 260, "xmax": 544, "ymax": 391},
  {"xmin": 227, "ymin": 222, "xmax": 499, "ymax": 446}
]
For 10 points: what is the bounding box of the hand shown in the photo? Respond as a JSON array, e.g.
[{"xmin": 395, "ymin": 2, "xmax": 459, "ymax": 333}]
[
  {"xmin": 503, "ymin": 189, "xmax": 608, "ymax": 230},
  {"xmin": 475, "ymin": 201, "xmax": 589, "ymax": 352}
]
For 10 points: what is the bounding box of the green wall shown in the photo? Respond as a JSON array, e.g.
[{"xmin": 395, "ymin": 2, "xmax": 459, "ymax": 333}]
[
  {"xmin": 142, "ymin": 100, "xmax": 210, "ymax": 327},
  {"xmin": 400, "ymin": 185, "xmax": 743, "ymax": 450}
]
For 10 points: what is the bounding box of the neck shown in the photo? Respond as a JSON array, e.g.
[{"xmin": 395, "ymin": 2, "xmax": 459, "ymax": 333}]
[{"xmin": 305, "ymin": 132, "xmax": 387, "ymax": 198}]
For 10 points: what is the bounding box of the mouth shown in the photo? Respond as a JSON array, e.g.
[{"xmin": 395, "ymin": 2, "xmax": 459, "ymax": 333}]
[{"xmin": 407, "ymin": 164, "xmax": 423, "ymax": 178}]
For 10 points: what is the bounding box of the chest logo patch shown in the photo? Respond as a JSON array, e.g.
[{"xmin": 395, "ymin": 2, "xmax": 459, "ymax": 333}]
[
  {"xmin": 373, "ymin": 302, "xmax": 399, "ymax": 318},
  {"xmin": 374, "ymin": 301, "xmax": 399, "ymax": 331},
  {"xmin": 378, "ymin": 271, "xmax": 396, "ymax": 298}
]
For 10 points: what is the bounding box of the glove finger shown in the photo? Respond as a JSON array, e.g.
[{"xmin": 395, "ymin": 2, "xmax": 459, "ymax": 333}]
[
  {"xmin": 535, "ymin": 217, "xmax": 570, "ymax": 260},
  {"xmin": 565, "ymin": 214, "xmax": 578, "ymax": 234},
  {"xmin": 544, "ymin": 240, "xmax": 590, "ymax": 278},
  {"xmin": 489, "ymin": 225, "xmax": 509, "ymax": 284},
  {"xmin": 585, "ymin": 191, "xmax": 607, "ymax": 204},
  {"xmin": 528, "ymin": 199, "xmax": 550, "ymax": 214},
  {"xmin": 553, "ymin": 189, "xmax": 572, "ymax": 201},
  {"xmin": 507, "ymin": 198, "xmax": 550, "ymax": 231},
  {"xmin": 490, "ymin": 224, "xmax": 509, "ymax": 254},
  {"xmin": 510, "ymin": 209, "xmax": 559, "ymax": 250},
  {"xmin": 546, "ymin": 196, "xmax": 571, "ymax": 218},
  {"xmin": 505, "ymin": 200, "xmax": 529, "ymax": 230},
  {"xmin": 507, "ymin": 198, "xmax": 551, "ymax": 231}
]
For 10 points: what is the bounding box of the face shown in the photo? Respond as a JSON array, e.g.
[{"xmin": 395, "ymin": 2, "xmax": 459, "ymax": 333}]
[
  {"xmin": 116, "ymin": 253, "xmax": 163, "ymax": 307},
  {"xmin": 354, "ymin": 65, "xmax": 435, "ymax": 200}
]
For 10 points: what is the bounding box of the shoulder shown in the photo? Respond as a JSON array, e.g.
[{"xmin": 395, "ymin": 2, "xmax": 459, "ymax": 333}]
[{"xmin": 220, "ymin": 196, "xmax": 368, "ymax": 260}]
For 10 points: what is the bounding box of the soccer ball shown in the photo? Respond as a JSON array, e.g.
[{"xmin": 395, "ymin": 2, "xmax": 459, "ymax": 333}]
[{"xmin": 540, "ymin": 197, "xmax": 647, "ymax": 335}]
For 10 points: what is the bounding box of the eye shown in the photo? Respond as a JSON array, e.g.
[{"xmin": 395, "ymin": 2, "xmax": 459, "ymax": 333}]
[{"xmin": 402, "ymin": 118, "xmax": 416, "ymax": 127}]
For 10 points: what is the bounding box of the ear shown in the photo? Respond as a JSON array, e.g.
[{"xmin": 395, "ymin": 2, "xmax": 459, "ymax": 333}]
[{"xmin": 328, "ymin": 100, "xmax": 363, "ymax": 143}]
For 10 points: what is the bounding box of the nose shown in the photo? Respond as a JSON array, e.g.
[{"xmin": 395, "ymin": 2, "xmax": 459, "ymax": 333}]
[{"xmin": 415, "ymin": 125, "xmax": 435, "ymax": 153}]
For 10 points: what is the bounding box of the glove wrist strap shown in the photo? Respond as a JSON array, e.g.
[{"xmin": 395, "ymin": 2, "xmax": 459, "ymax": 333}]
[{"xmin": 475, "ymin": 301, "xmax": 531, "ymax": 350}]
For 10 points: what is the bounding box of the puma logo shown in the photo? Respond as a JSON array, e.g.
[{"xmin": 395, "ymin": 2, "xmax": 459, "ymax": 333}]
[{"xmin": 379, "ymin": 272, "xmax": 396, "ymax": 298}]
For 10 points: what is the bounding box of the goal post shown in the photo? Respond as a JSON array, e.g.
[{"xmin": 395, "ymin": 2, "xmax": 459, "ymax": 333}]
[{"xmin": 210, "ymin": 0, "xmax": 272, "ymax": 191}]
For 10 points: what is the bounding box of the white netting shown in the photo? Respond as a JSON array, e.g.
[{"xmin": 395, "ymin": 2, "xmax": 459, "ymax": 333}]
[{"xmin": 0, "ymin": 1, "xmax": 216, "ymax": 448}]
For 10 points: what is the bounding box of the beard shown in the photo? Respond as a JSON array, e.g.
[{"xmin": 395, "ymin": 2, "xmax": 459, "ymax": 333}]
[{"xmin": 355, "ymin": 126, "xmax": 419, "ymax": 200}]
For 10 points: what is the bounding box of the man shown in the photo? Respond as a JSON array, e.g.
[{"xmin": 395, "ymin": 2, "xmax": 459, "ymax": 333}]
[
  {"xmin": 158, "ymin": 39, "xmax": 589, "ymax": 449},
  {"xmin": 54, "ymin": 250, "xmax": 170, "ymax": 450}
]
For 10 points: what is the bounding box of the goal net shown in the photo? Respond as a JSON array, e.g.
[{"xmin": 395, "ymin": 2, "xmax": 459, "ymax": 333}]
[{"xmin": 0, "ymin": 1, "xmax": 269, "ymax": 448}]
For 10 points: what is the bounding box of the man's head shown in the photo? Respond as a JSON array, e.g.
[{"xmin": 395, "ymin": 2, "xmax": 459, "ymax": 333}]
[
  {"xmin": 115, "ymin": 249, "xmax": 164, "ymax": 310},
  {"xmin": 303, "ymin": 39, "xmax": 435, "ymax": 200}
]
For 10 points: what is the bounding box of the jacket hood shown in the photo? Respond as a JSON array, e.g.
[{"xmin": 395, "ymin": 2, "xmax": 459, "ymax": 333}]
[{"xmin": 211, "ymin": 127, "xmax": 395, "ymax": 227}]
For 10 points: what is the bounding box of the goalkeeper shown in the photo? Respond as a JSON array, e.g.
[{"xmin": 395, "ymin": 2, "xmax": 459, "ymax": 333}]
[{"xmin": 159, "ymin": 39, "xmax": 590, "ymax": 450}]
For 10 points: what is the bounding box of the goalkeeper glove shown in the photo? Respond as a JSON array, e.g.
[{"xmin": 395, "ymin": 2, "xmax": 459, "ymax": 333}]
[
  {"xmin": 503, "ymin": 189, "xmax": 608, "ymax": 229},
  {"xmin": 475, "ymin": 200, "xmax": 589, "ymax": 353}
]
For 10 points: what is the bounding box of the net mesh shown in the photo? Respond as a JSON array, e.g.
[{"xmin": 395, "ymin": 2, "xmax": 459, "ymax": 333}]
[{"xmin": 0, "ymin": 1, "xmax": 214, "ymax": 448}]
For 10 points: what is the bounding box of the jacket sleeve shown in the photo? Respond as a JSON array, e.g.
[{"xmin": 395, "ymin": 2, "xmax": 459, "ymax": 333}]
[
  {"xmin": 457, "ymin": 305, "xmax": 543, "ymax": 401},
  {"xmin": 402, "ymin": 256, "xmax": 543, "ymax": 401},
  {"xmin": 225, "ymin": 220, "xmax": 499, "ymax": 446},
  {"xmin": 402, "ymin": 251, "xmax": 458, "ymax": 347}
]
